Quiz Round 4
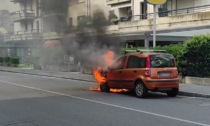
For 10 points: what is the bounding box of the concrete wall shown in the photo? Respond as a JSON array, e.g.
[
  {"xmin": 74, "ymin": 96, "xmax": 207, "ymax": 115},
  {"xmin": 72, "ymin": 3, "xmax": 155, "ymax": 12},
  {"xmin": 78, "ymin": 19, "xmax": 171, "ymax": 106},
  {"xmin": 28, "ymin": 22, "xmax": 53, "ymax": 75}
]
[{"xmin": 185, "ymin": 76, "xmax": 210, "ymax": 86}]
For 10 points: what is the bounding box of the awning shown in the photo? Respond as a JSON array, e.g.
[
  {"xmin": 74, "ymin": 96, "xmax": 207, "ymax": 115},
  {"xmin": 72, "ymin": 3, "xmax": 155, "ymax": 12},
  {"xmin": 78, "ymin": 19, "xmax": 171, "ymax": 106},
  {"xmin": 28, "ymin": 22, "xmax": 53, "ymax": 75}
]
[
  {"xmin": 110, "ymin": 2, "xmax": 131, "ymax": 10},
  {"xmin": 43, "ymin": 40, "xmax": 61, "ymax": 47}
]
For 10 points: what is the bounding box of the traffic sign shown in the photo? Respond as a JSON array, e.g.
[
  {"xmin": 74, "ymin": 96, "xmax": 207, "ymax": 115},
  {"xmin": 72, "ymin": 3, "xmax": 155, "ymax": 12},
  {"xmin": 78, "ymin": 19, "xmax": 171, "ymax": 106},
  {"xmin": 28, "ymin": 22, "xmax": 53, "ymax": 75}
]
[{"xmin": 147, "ymin": 0, "xmax": 166, "ymax": 5}]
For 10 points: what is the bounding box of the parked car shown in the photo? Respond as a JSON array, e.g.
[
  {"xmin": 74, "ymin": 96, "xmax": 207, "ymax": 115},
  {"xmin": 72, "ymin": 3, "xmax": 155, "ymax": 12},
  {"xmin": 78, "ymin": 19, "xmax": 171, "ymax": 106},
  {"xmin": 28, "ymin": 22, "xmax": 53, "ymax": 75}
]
[{"xmin": 100, "ymin": 50, "xmax": 179, "ymax": 98}]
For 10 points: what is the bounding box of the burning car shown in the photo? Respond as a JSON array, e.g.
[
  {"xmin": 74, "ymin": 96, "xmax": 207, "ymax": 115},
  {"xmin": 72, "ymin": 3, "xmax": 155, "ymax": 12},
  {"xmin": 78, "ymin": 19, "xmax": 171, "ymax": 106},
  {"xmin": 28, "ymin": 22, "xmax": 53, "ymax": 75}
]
[{"xmin": 94, "ymin": 50, "xmax": 179, "ymax": 98}]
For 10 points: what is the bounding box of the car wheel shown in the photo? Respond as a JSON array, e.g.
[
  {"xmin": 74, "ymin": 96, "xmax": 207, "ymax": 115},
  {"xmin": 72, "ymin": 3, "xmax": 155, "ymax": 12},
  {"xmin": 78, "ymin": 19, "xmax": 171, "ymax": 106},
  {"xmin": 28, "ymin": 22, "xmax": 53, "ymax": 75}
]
[
  {"xmin": 167, "ymin": 89, "xmax": 179, "ymax": 97},
  {"xmin": 134, "ymin": 81, "xmax": 148, "ymax": 98},
  {"xmin": 100, "ymin": 82, "xmax": 110, "ymax": 92}
]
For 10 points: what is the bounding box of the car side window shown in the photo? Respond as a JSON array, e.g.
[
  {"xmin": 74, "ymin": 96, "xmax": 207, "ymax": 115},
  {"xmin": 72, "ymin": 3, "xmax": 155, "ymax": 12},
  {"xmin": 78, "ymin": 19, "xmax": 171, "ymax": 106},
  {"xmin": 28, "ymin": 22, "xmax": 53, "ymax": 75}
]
[
  {"xmin": 111, "ymin": 56, "xmax": 126, "ymax": 69},
  {"xmin": 127, "ymin": 56, "xmax": 146, "ymax": 68}
]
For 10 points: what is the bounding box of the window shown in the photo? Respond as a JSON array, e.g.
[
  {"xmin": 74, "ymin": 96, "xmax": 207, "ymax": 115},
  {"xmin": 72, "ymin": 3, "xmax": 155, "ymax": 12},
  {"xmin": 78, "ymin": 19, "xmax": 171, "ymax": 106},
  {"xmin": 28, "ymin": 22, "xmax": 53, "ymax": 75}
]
[
  {"xmin": 25, "ymin": 23, "xmax": 28, "ymax": 32},
  {"xmin": 150, "ymin": 55, "xmax": 175, "ymax": 68},
  {"xmin": 36, "ymin": 0, "xmax": 40, "ymax": 16},
  {"xmin": 69, "ymin": 17, "xmax": 73, "ymax": 27},
  {"xmin": 111, "ymin": 56, "xmax": 126, "ymax": 69},
  {"xmin": 127, "ymin": 56, "xmax": 146, "ymax": 68},
  {"xmin": 77, "ymin": 15, "xmax": 86, "ymax": 24}
]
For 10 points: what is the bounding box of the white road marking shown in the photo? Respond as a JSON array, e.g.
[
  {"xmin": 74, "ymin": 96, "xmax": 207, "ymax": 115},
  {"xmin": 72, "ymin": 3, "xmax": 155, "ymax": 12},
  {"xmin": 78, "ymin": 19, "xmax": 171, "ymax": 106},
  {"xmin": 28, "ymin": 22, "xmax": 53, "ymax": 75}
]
[
  {"xmin": 0, "ymin": 79, "xmax": 209, "ymax": 126},
  {"xmin": 200, "ymin": 103, "xmax": 210, "ymax": 107}
]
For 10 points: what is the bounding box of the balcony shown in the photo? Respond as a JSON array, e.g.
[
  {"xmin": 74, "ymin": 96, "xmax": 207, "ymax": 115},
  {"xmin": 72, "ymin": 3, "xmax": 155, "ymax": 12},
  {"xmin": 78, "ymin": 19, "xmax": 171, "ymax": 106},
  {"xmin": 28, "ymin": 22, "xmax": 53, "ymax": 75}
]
[
  {"xmin": 106, "ymin": 0, "xmax": 131, "ymax": 5},
  {"xmin": 4, "ymin": 30, "xmax": 42, "ymax": 42},
  {"xmin": 43, "ymin": 32, "xmax": 64, "ymax": 40},
  {"xmin": 10, "ymin": 10, "xmax": 35, "ymax": 22}
]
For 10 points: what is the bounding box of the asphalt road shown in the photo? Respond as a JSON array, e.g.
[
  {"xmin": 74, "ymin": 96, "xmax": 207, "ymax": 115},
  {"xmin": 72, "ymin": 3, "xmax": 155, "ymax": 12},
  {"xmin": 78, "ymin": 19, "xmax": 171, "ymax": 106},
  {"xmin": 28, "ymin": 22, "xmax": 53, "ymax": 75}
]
[{"xmin": 0, "ymin": 72, "xmax": 210, "ymax": 126}]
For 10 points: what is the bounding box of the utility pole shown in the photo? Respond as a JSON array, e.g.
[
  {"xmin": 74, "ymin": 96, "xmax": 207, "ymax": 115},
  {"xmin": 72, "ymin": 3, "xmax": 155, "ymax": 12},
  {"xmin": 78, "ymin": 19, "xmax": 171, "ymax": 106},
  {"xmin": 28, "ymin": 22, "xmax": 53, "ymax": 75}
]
[
  {"xmin": 146, "ymin": 0, "xmax": 166, "ymax": 48},
  {"xmin": 153, "ymin": 4, "xmax": 156, "ymax": 47}
]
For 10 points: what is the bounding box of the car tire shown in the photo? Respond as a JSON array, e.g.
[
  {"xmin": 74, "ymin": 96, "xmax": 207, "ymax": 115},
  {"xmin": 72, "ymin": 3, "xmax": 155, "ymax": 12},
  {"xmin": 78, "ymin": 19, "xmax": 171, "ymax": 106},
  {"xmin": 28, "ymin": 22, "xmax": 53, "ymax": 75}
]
[
  {"xmin": 134, "ymin": 81, "xmax": 148, "ymax": 98},
  {"xmin": 167, "ymin": 89, "xmax": 179, "ymax": 97},
  {"xmin": 100, "ymin": 82, "xmax": 110, "ymax": 92}
]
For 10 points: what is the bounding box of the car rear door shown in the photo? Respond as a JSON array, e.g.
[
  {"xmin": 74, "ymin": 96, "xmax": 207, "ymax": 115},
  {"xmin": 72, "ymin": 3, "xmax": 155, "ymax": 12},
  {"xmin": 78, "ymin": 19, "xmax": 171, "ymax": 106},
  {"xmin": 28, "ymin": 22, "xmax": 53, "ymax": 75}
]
[{"xmin": 149, "ymin": 54, "xmax": 178, "ymax": 79}]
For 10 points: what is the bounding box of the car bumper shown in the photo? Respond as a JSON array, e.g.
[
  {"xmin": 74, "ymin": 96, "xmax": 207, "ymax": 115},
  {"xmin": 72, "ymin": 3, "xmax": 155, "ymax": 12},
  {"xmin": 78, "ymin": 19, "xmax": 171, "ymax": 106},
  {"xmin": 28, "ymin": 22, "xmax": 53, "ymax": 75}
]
[{"xmin": 144, "ymin": 79, "xmax": 179, "ymax": 90}]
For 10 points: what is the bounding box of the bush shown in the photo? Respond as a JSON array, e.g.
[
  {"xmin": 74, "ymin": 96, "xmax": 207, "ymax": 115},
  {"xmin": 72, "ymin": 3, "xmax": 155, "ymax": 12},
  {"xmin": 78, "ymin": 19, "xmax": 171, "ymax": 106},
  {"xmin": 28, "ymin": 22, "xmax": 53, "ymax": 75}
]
[
  {"xmin": 11, "ymin": 57, "xmax": 20, "ymax": 65},
  {"xmin": 121, "ymin": 34, "xmax": 210, "ymax": 77},
  {"xmin": 4, "ymin": 57, "xmax": 11, "ymax": 63},
  {"xmin": 0, "ymin": 57, "xmax": 3, "ymax": 64},
  {"xmin": 182, "ymin": 35, "xmax": 210, "ymax": 77}
]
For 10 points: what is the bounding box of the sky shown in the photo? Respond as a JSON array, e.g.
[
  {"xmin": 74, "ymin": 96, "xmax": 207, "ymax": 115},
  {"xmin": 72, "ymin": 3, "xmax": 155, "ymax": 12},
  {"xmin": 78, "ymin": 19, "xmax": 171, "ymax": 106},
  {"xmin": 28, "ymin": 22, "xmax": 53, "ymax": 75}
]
[{"xmin": 0, "ymin": 0, "xmax": 14, "ymax": 12}]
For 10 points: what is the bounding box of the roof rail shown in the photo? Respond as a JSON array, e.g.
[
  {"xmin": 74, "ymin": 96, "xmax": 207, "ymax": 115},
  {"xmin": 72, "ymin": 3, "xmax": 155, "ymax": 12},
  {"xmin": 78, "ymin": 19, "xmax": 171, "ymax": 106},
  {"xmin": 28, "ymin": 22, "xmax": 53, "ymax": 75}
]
[
  {"xmin": 124, "ymin": 49, "xmax": 166, "ymax": 54},
  {"xmin": 137, "ymin": 49, "xmax": 166, "ymax": 53},
  {"xmin": 124, "ymin": 50, "xmax": 137, "ymax": 54}
]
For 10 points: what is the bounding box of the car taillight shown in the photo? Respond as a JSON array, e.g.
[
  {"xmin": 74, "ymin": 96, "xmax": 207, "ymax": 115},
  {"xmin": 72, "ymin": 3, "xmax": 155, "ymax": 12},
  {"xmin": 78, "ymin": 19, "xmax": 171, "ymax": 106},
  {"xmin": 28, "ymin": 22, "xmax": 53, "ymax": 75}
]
[
  {"xmin": 174, "ymin": 59, "xmax": 177, "ymax": 67},
  {"xmin": 145, "ymin": 56, "xmax": 151, "ymax": 77}
]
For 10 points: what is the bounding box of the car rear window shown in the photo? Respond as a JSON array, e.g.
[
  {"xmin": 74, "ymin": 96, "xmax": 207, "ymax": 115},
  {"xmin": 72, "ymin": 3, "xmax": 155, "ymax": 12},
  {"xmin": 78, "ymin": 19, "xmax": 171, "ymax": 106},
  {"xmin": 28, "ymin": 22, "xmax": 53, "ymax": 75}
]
[{"xmin": 150, "ymin": 54, "xmax": 175, "ymax": 68}]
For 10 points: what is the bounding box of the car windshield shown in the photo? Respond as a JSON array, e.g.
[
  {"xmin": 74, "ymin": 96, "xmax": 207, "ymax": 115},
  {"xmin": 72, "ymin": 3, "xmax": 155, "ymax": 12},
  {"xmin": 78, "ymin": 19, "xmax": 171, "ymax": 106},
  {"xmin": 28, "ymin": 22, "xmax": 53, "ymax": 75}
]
[{"xmin": 150, "ymin": 54, "xmax": 175, "ymax": 68}]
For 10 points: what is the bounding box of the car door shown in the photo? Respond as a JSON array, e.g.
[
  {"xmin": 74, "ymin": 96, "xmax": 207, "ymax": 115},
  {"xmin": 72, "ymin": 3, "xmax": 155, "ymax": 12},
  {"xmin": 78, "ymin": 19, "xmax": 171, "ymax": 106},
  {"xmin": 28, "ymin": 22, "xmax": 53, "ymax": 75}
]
[
  {"xmin": 121, "ymin": 56, "xmax": 146, "ymax": 89},
  {"xmin": 106, "ymin": 56, "xmax": 126, "ymax": 88}
]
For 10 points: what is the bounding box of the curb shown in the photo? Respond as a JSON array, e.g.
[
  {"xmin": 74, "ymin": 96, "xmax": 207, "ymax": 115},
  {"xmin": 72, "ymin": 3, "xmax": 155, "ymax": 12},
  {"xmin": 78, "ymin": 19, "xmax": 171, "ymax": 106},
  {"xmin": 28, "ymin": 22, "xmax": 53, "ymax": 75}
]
[
  {"xmin": 178, "ymin": 91, "xmax": 210, "ymax": 98},
  {"xmin": 0, "ymin": 70, "xmax": 95, "ymax": 83}
]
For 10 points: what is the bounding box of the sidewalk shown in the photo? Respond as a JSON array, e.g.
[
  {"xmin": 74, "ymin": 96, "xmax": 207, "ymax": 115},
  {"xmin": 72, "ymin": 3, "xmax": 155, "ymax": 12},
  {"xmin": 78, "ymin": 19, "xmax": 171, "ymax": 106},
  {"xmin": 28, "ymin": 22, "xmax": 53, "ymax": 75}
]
[{"xmin": 0, "ymin": 66, "xmax": 210, "ymax": 98}]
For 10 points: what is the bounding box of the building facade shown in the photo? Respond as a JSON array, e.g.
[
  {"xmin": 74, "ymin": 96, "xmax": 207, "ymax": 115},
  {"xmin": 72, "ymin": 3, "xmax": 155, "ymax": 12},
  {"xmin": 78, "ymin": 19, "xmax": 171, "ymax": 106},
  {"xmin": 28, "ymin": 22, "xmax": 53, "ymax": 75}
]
[
  {"xmin": 106, "ymin": 0, "xmax": 210, "ymax": 47},
  {"xmin": 0, "ymin": 10, "xmax": 13, "ymax": 33},
  {"xmin": 106, "ymin": 0, "xmax": 210, "ymax": 22},
  {"xmin": 4, "ymin": 0, "xmax": 68, "ymax": 58},
  {"xmin": 0, "ymin": 10, "xmax": 14, "ymax": 56}
]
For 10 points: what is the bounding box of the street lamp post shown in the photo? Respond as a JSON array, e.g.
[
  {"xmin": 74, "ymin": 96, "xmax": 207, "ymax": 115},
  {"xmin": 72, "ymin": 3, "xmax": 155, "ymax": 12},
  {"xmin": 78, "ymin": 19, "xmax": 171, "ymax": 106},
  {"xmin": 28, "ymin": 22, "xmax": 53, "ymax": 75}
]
[
  {"xmin": 153, "ymin": 4, "xmax": 156, "ymax": 48},
  {"xmin": 146, "ymin": 0, "xmax": 166, "ymax": 48}
]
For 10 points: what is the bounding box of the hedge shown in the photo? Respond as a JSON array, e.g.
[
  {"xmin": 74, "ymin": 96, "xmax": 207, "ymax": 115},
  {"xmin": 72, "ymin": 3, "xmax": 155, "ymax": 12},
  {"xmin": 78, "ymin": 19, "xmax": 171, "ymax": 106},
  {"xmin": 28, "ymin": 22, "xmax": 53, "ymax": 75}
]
[
  {"xmin": 121, "ymin": 35, "xmax": 210, "ymax": 77},
  {"xmin": 0, "ymin": 56, "xmax": 20, "ymax": 66}
]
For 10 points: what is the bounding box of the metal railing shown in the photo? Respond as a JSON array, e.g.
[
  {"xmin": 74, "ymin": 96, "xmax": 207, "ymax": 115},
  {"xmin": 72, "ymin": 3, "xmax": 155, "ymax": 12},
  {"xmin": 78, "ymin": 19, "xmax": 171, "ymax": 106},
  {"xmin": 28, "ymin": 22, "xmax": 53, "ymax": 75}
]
[
  {"xmin": 10, "ymin": 9, "xmax": 35, "ymax": 21},
  {"xmin": 4, "ymin": 29, "xmax": 43, "ymax": 42},
  {"xmin": 110, "ymin": 4, "xmax": 210, "ymax": 24}
]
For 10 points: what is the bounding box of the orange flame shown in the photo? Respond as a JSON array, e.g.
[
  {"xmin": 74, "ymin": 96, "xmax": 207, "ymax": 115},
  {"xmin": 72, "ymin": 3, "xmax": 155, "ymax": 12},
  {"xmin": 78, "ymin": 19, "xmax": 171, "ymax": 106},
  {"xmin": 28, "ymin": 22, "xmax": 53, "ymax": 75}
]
[
  {"xmin": 93, "ymin": 51, "xmax": 115, "ymax": 84},
  {"xmin": 92, "ymin": 51, "xmax": 129, "ymax": 93},
  {"xmin": 93, "ymin": 67, "xmax": 106, "ymax": 84},
  {"xmin": 104, "ymin": 51, "xmax": 115, "ymax": 66}
]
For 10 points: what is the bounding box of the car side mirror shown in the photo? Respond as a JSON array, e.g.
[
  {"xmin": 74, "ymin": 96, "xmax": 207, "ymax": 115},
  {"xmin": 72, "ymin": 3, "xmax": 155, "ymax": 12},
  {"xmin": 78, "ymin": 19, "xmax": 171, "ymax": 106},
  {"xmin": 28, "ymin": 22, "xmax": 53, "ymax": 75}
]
[{"xmin": 108, "ymin": 66, "xmax": 112, "ymax": 70}]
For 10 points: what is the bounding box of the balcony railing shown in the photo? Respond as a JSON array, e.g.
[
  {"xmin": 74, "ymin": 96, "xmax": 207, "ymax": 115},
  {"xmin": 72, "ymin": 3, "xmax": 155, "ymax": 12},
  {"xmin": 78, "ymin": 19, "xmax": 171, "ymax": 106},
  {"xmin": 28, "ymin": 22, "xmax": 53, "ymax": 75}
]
[
  {"xmin": 10, "ymin": 9, "xmax": 35, "ymax": 22},
  {"xmin": 106, "ymin": 0, "xmax": 131, "ymax": 5},
  {"xmin": 110, "ymin": 4, "xmax": 210, "ymax": 24},
  {"xmin": 10, "ymin": 0, "xmax": 24, "ymax": 2},
  {"xmin": 4, "ymin": 29, "xmax": 42, "ymax": 42}
]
